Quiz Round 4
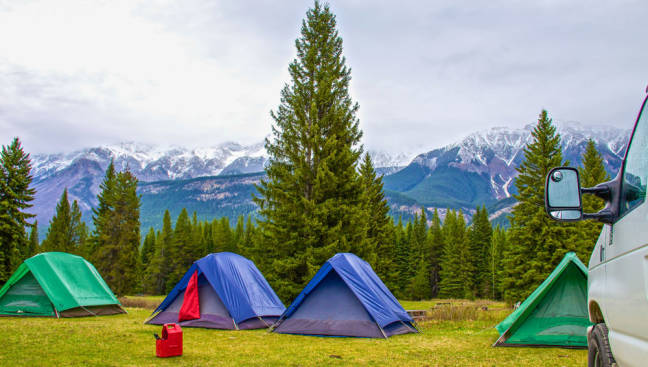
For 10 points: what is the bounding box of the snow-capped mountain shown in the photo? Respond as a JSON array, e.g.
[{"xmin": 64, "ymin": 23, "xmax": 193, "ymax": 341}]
[
  {"xmin": 383, "ymin": 122, "xmax": 630, "ymax": 218},
  {"xmin": 29, "ymin": 141, "xmax": 411, "ymax": 234},
  {"xmin": 31, "ymin": 142, "xmax": 413, "ymax": 184},
  {"xmin": 31, "ymin": 141, "xmax": 268, "ymax": 183},
  {"xmin": 28, "ymin": 122, "xmax": 631, "ymax": 236}
]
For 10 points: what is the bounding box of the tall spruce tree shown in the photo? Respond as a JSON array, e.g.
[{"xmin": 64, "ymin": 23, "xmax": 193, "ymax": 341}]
[
  {"xmin": 202, "ymin": 220, "xmax": 214, "ymax": 256},
  {"xmin": 406, "ymin": 256, "xmax": 432, "ymax": 300},
  {"xmin": 91, "ymin": 168, "xmax": 141, "ymax": 296},
  {"xmin": 427, "ymin": 209, "xmax": 444, "ymax": 297},
  {"xmin": 438, "ymin": 210, "xmax": 461, "ymax": 298},
  {"xmin": 166, "ymin": 208, "xmax": 197, "ymax": 289},
  {"xmin": 213, "ymin": 217, "xmax": 235, "ymax": 253},
  {"xmin": 491, "ymin": 225, "xmax": 508, "ymax": 300},
  {"xmin": 141, "ymin": 227, "xmax": 156, "ymax": 269},
  {"xmin": 410, "ymin": 208, "xmax": 428, "ymax": 261},
  {"xmin": 573, "ymin": 139, "xmax": 610, "ymax": 261},
  {"xmin": 88, "ymin": 161, "xmax": 116, "ymax": 262},
  {"xmin": 396, "ymin": 220, "xmax": 414, "ymax": 297},
  {"xmin": 233, "ymin": 215, "xmax": 245, "ymax": 251},
  {"xmin": 253, "ymin": 1, "xmax": 365, "ymax": 301},
  {"xmin": 359, "ymin": 153, "xmax": 395, "ymax": 285},
  {"xmin": 501, "ymin": 110, "xmax": 573, "ymax": 303},
  {"xmin": 0, "ymin": 138, "xmax": 36, "ymax": 284},
  {"xmin": 0, "ymin": 138, "xmax": 36, "ymax": 283},
  {"xmin": 238, "ymin": 215, "xmax": 255, "ymax": 258},
  {"xmin": 439, "ymin": 210, "xmax": 474, "ymax": 298},
  {"xmin": 145, "ymin": 210, "xmax": 173, "ymax": 294},
  {"xmin": 469, "ymin": 206, "xmax": 493, "ymax": 298},
  {"xmin": 41, "ymin": 189, "xmax": 85, "ymax": 254},
  {"xmin": 27, "ymin": 220, "xmax": 39, "ymax": 258}
]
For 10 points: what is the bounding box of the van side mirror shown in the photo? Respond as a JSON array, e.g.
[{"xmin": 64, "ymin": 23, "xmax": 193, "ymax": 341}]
[{"xmin": 545, "ymin": 167, "xmax": 583, "ymax": 221}]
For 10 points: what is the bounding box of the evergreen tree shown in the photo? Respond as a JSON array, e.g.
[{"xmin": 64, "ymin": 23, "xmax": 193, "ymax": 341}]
[
  {"xmin": 502, "ymin": 110, "xmax": 573, "ymax": 303},
  {"xmin": 0, "ymin": 137, "xmax": 35, "ymax": 282},
  {"xmin": 41, "ymin": 189, "xmax": 85, "ymax": 254},
  {"xmin": 238, "ymin": 215, "xmax": 255, "ymax": 258},
  {"xmin": 202, "ymin": 220, "xmax": 213, "ymax": 256},
  {"xmin": 406, "ymin": 256, "xmax": 432, "ymax": 300},
  {"xmin": 42, "ymin": 189, "xmax": 70, "ymax": 253},
  {"xmin": 391, "ymin": 216, "xmax": 406, "ymax": 296},
  {"xmin": 253, "ymin": 2, "xmax": 365, "ymax": 301},
  {"xmin": 144, "ymin": 211, "xmax": 173, "ymax": 294},
  {"xmin": 439, "ymin": 210, "xmax": 474, "ymax": 299},
  {"xmin": 88, "ymin": 162, "xmax": 116, "ymax": 262},
  {"xmin": 410, "ymin": 208, "xmax": 428, "ymax": 261},
  {"xmin": 233, "ymin": 215, "xmax": 245, "ymax": 251},
  {"xmin": 166, "ymin": 208, "xmax": 198, "ymax": 290},
  {"xmin": 27, "ymin": 220, "xmax": 39, "ymax": 258},
  {"xmin": 359, "ymin": 153, "xmax": 395, "ymax": 286},
  {"xmin": 396, "ymin": 220, "xmax": 414, "ymax": 296},
  {"xmin": 190, "ymin": 212, "xmax": 204, "ymax": 256},
  {"xmin": 469, "ymin": 206, "xmax": 493, "ymax": 297},
  {"xmin": 491, "ymin": 225, "xmax": 508, "ymax": 300},
  {"xmin": 427, "ymin": 209, "xmax": 444, "ymax": 297},
  {"xmin": 574, "ymin": 139, "xmax": 610, "ymax": 261},
  {"xmin": 76, "ymin": 221, "xmax": 89, "ymax": 259},
  {"xmin": 141, "ymin": 227, "xmax": 156, "ymax": 268},
  {"xmin": 213, "ymin": 217, "xmax": 235, "ymax": 253},
  {"xmin": 91, "ymin": 168, "xmax": 141, "ymax": 296}
]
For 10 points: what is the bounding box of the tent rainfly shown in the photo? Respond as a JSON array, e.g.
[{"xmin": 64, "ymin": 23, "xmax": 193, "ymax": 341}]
[
  {"xmin": 146, "ymin": 252, "xmax": 285, "ymax": 329},
  {"xmin": 272, "ymin": 253, "xmax": 417, "ymax": 338},
  {"xmin": 494, "ymin": 252, "xmax": 592, "ymax": 348},
  {"xmin": 0, "ymin": 252, "xmax": 125, "ymax": 317}
]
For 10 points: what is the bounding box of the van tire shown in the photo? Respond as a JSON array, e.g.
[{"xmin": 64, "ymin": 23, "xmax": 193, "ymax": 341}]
[{"xmin": 588, "ymin": 323, "xmax": 616, "ymax": 367}]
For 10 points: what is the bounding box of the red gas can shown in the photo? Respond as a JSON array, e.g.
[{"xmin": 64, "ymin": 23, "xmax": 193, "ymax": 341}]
[{"xmin": 156, "ymin": 323, "xmax": 183, "ymax": 358}]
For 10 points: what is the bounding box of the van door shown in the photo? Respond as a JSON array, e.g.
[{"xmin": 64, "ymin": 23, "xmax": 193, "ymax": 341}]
[{"xmin": 604, "ymin": 96, "xmax": 648, "ymax": 366}]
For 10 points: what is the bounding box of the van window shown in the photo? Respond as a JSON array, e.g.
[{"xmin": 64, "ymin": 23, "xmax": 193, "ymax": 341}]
[{"xmin": 620, "ymin": 99, "xmax": 648, "ymax": 216}]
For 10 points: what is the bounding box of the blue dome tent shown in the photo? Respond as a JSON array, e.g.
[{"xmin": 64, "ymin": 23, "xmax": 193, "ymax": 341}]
[
  {"xmin": 146, "ymin": 252, "xmax": 285, "ymax": 329},
  {"xmin": 272, "ymin": 253, "xmax": 417, "ymax": 338}
]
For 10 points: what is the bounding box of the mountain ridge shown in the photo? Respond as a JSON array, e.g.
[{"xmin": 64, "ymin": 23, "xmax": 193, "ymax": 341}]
[{"xmin": 27, "ymin": 122, "xmax": 631, "ymax": 236}]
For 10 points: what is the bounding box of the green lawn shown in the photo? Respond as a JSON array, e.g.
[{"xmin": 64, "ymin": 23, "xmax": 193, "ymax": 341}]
[{"xmin": 2, "ymin": 300, "xmax": 586, "ymax": 366}]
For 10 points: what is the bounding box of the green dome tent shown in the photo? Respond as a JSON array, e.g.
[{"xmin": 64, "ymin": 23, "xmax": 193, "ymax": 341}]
[
  {"xmin": 494, "ymin": 252, "xmax": 592, "ymax": 348},
  {"xmin": 0, "ymin": 252, "xmax": 125, "ymax": 317}
]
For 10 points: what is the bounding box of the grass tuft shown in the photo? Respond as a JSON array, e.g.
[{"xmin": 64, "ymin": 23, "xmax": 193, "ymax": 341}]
[{"xmin": 119, "ymin": 296, "xmax": 161, "ymax": 310}]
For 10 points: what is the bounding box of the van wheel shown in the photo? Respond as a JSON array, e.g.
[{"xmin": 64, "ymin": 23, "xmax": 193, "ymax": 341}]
[{"xmin": 588, "ymin": 323, "xmax": 616, "ymax": 367}]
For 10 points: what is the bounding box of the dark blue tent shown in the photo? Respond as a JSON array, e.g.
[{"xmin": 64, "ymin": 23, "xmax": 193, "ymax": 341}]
[
  {"xmin": 272, "ymin": 253, "xmax": 417, "ymax": 338},
  {"xmin": 146, "ymin": 252, "xmax": 285, "ymax": 329}
]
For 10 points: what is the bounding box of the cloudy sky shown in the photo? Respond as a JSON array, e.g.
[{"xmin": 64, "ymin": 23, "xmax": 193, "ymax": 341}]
[{"xmin": 1, "ymin": 0, "xmax": 647, "ymax": 154}]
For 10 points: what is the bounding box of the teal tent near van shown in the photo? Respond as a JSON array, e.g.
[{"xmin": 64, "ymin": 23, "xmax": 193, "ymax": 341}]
[
  {"xmin": 494, "ymin": 252, "xmax": 592, "ymax": 348},
  {"xmin": 0, "ymin": 252, "xmax": 125, "ymax": 317}
]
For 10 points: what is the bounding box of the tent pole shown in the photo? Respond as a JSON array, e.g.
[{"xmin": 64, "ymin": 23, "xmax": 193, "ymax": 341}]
[
  {"xmin": 492, "ymin": 330, "xmax": 509, "ymax": 347},
  {"xmin": 378, "ymin": 325, "xmax": 388, "ymax": 339},
  {"xmin": 232, "ymin": 318, "xmax": 239, "ymax": 330},
  {"xmin": 258, "ymin": 316, "xmax": 270, "ymax": 328},
  {"xmin": 401, "ymin": 320, "xmax": 418, "ymax": 332}
]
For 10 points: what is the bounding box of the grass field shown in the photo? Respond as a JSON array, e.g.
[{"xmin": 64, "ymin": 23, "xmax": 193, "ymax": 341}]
[{"xmin": 2, "ymin": 299, "xmax": 586, "ymax": 366}]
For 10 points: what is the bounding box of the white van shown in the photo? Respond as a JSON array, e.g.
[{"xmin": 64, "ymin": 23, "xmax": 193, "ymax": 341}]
[{"xmin": 545, "ymin": 90, "xmax": 648, "ymax": 366}]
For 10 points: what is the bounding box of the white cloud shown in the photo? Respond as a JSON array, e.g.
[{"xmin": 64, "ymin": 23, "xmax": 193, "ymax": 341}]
[{"xmin": 0, "ymin": 0, "xmax": 646, "ymax": 154}]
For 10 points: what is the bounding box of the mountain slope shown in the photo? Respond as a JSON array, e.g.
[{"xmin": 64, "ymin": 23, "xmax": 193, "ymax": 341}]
[{"xmin": 383, "ymin": 123, "xmax": 629, "ymax": 212}]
